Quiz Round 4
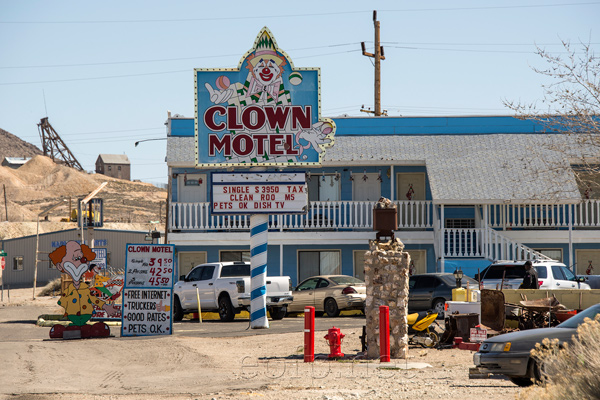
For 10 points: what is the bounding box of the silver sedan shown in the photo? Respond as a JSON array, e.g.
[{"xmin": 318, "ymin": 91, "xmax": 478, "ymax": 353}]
[
  {"xmin": 473, "ymin": 303, "xmax": 600, "ymax": 386},
  {"xmin": 287, "ymin": 275, "xmax": 366, "ymax": 317}
]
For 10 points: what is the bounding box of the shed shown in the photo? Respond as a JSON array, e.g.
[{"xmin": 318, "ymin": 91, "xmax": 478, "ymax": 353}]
[
  {"xmin": 2, "ymin": 157, "xmax": 31, "ymax": 169},
  {"xmin": 95, "ymin": 154, "xmax": 130, "ymax": 180}
]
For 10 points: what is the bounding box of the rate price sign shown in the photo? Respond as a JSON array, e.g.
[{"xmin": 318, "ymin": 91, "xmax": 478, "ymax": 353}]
[
  {"xmin": 121, "ymin": 244, "xmax": 175, "ymax": 337},
  {"xmin": 211, "ymin": 172, "xmax": 307, "ymax": 214}
]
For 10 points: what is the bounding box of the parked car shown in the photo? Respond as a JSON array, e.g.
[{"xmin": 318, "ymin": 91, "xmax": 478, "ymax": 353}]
[
  {"xmin": 287, "ymin": 275, "xmax": 366, "ymax": 317},
  {"xmin": 476, "ymin": 260, "xmax": 591, "ymax": 290},
  {"xmin": 173, "ymin": 262, "xmax": 293, "ymax": 322},
  {"xmin": 473, "ymin": 303, "xmax": 600, "ymax": 386},
  {"xmin": 408, "ymin": 273, "xmax": 479, "ymax": 315}
]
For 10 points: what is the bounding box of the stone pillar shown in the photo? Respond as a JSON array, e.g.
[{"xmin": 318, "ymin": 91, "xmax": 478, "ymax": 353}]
[{"xmin": 364, "ymin": 238, "xmax": 410, "ymax": 359}]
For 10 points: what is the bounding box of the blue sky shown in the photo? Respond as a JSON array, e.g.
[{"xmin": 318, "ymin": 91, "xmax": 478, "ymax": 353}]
[{"xmin": 1, "ymin": 1, "xmax": 598, "ymax": 185}]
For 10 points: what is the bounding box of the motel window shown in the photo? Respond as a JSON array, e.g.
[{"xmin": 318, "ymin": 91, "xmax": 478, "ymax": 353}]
[
  {"xmin": 353, "ymin": 250, "xmax": 366, "ymax": 280},
  {"xmin": 220, "ymin": 251, "xmax": 251, "ymax": 263},
  {"xmin": 533, "ymin": 249, "xmax": 563, "ymax": 263},
  {"xmin": 13, "ymin": 256, "xmax": 24, "ymax": 271},
  {"xmin": 308, "ymin": 174, "xmax": 340, "ymax": 202},
  {"xmin": 298, "ymin": 250, "xmax": 341, "ymax": 282}
]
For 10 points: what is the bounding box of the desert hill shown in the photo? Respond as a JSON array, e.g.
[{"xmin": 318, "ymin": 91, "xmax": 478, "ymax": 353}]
[
  {"xmin": 0, "ymin": 127, "xmax": 43, "ymax": 161},
  {"xmin": 0, "ymin": 155, "xmax": 167, "ymax": 240}
]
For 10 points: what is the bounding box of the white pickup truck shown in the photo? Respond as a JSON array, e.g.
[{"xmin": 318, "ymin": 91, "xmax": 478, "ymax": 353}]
[{"xmin": 173, "ymin": 261, "xmax": 293, "ymax": 322}]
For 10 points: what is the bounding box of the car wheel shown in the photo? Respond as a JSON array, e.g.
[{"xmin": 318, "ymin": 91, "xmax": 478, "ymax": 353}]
[
  {"xmin": 530, "ymin": 359, "xmax": 546, "ymax": 385},
  {"xmin": 432, "ymin": 299, "xmax": 445, "ymax": 318},
  {"xmin": 173, "ymin": 296, "xmax": 184, "ymax": 322},
  {"xmin": 218, "ymin": 295, "xmax": 235, "ymax": 322},
  {"xmin": 509, "ymin": 376, "xmax": 534, "ymax": 387},
  {"xmin": 324, "ymin": 298, "xmax": 340, "ymax": 317},
  {"xmin": 269, "ymin": 306, "xmax": 287, "ymax": 320}
]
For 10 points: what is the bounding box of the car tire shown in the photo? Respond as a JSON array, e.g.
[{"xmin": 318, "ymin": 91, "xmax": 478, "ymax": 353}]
[
  {"xmin": 324, "ymin": 298, "xmax": 340, "ymax": 317},
  {"xmin": 269, "ymin": 306, "xmax": 287, "ymax": 320},
  {"xmin": 509, "ymin": 376, "xmax": 534, "ymax": 387},
  {"xmin": 173, "ymin": 296, "xmax": 184, "ymax": 322},
  {"xmin": 218, "ymin": 295, "xmax": 235, "ymax": 322},
  {"xmin": 432, "ymin": 298, "xmax": 445, "ymax": 319}
]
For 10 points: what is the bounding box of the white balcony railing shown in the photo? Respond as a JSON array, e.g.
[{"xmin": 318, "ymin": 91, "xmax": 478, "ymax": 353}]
[
  {"xmin": 486, "ymin": 200, "xmax": 600, "ymax": 229},
  {"xmin": 442, "ymin": 227, "xmax": 553, "ymax": 261},
  {"xmin": 169, "ymin": 200, "xmax": 434, "ymax": 231}
]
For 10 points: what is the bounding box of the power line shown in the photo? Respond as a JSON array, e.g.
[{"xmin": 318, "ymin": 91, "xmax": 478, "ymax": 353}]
[
  {"xmin": 0, "ymin": 43, "xmax": 360, "ymax": 69},
  {"xmin": 1, "ymin": 2, "xmax": 598, "ymax": 24},
  {"xmin": 0, "ymin": 69, "xmax": 189, "ymax": 86}
]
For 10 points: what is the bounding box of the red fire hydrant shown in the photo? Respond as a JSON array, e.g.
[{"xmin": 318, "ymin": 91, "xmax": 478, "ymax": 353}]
[{"xmin": 324, "ymin": 326, "xmax": 345, "ymax": 358}]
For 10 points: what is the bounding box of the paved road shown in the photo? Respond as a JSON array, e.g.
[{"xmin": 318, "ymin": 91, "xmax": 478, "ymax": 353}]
[
  {"xmin": 0, "ymin": 303, "xmax": 366, "ymax": 341},
  {"xmin": 173, "ymin": 314, "xmax": 366, "ymax": 338}
]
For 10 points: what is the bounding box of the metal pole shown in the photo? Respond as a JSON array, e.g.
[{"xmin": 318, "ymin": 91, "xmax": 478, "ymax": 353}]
[
  {"xmin": 569, "ymin": 204, "xmax": 574, "ymax": 272},
  {"xmin": 3, "ymin": 184, "xmax": 7, "ymax": 221},
  {"xmin": 33, "ymin": 217, "xmax": 40, "ymax": 299},
  {"xmin": 304, "ymin": 306, "xmax": 315, "ymax": 362},
  {"xmin": 379, "ymin": 305, "xmax": 390, "ymax": 362},
  {"xmin": 250, "ymin": 214, "xmax": 269, "ymax": 329}
]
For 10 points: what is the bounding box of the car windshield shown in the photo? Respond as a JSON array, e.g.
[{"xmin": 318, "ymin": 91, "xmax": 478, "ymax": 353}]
[
  {"xmin": 439, "ymin": 275, "xmax": 478, "ymax": 287},
  {"xmin": 220, "ymin": 264, "xmax": 250, "ymax": 277},
  {"xmin": 556, "ymin": 304, "xmax": 600, "ymax": 329},
  {"xmin": 560, "ymin": 266, "xmax": 577, "ymax": 281},
  {"xmin": 329, "ymin": 276, "xmax": 364, "ymax": 285}
]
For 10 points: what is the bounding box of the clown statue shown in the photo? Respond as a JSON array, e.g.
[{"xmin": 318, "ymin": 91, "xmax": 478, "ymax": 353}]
[{"xmin": 48, "ymin": 241, "xmax": 117, "ymax": 338}]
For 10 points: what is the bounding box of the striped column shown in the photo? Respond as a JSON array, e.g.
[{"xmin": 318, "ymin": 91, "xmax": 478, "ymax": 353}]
[{"xmin": 250, "ymin": 214, "xmax": 269, "ymax": 329}]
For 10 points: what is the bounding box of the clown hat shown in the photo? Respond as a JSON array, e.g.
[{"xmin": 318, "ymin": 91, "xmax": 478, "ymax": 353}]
[{"xmin": 247, "ymin": 28, "xmax": 286, "ymax": 67}]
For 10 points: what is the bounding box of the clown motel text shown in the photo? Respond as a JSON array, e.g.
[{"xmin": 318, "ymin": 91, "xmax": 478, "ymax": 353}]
[
  {"xmin": 121, "ymin": 288, "xmax": 172, "ymax": 336},
  {"xmin": 204, "ymin": 105, "xmax": 311, "ymax": 158},
  {"xmin": 212, "ymin": 183, "xmax": 307, "ymax": 214},
  {"xmin": 125, "ymin": 244, "xmax": 175, "ymax": 288}
]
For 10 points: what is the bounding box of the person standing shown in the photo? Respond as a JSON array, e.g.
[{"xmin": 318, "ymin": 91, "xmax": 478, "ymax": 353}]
[{"xmin": 520, "ymin": 260, "xmax": 539, "ymax": 289}]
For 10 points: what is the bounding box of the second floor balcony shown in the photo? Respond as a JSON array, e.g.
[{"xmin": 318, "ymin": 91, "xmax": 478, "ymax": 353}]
[{"xmin": 169, "ymin": 199, "xmax": 600, "ymax": 232}]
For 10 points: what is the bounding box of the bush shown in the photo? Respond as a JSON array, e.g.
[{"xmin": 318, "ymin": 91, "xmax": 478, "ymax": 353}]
[
  {"xmin": 38, "ymin": 278, "xmax": 61, "ymax": 296},
  {"xmin": 520, "ymin": 316, "xmax": 600, "ymax": 400}
]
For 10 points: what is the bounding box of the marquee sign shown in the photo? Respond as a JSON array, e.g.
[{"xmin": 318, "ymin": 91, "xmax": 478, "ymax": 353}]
[
  {"xmin": 195, "ymin": 27, "xmax": 336, "ymax": 167},
  {"xmin": 211, "ymin": 172, "xmax": 307, "ymax": 214}
]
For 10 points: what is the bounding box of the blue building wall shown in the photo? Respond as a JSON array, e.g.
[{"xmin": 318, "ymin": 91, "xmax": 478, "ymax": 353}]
[{"xmin": 169, "ymin": 115, "xmax": 561, "ymax": 139}]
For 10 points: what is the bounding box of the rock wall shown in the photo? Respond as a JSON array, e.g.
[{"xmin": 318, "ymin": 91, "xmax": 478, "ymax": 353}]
[{"xmin": 364, "ymin": 238, "xmax": 410, "ymax": 359}]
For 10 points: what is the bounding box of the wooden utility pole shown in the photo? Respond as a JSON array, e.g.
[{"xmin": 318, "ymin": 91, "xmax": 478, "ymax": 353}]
[{"xmin": 361, "ymin": 10, "xmax": 385, "ymax": 116}]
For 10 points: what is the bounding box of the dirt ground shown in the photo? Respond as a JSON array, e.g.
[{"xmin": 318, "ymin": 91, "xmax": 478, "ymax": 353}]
[{"xmin": 0, "ymin": 288, "xmax": 522, "ymax": 400}]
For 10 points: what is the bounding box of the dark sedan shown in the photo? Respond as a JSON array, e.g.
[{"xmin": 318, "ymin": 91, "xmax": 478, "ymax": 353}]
[
  {"xmin": 473, "ymin": 303, "xmax": 600, "ymax": 386},
  {"xmin": 409, "ymin": 273, "xmax": 479, "ymax": 315}
]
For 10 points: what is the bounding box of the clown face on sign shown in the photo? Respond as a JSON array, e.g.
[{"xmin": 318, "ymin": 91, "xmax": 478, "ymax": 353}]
[{"xmin": 196, "ymin": 27, "xmax": 335, "ymax": 167}]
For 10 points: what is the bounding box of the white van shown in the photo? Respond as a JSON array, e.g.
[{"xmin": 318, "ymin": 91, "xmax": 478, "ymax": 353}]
[{"xmin": 476, "ymin": 260, "xmax": 591, "ymax": 290}]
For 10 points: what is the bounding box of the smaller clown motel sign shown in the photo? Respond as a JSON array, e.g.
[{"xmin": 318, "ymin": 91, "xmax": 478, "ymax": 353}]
[{"xmin": 121, "ymin": 244, "xmax": 175, "ymax": 337}]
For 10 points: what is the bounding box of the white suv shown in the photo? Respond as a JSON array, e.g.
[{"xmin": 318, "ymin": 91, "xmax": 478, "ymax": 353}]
[{"xmin": 477, "ymin": 260, "xmax": 591, "ymax": 290}]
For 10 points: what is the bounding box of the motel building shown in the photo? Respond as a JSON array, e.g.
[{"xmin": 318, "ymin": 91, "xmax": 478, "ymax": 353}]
[{"xmin": 164, "ymin": 28, "xmax": 600, "ymax": 286}]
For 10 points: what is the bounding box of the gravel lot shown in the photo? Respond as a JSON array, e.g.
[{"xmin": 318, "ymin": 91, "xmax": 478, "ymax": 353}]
[{"xmin": 0, "ymin": 287, "xmax": 522, "ymax": 400}]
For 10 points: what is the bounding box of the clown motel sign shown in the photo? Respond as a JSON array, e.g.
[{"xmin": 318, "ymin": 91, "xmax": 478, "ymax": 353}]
[
  {"xmin": 121, "ymin": 244, "xmax": 175, "ymax": 337},
  {"xmin": 212, "ymin": 172, "xmax": 307, "ymax": 214},
  {"xmin": 195, "ymin": 27, "xmax": 336, "ymax": 167}
]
